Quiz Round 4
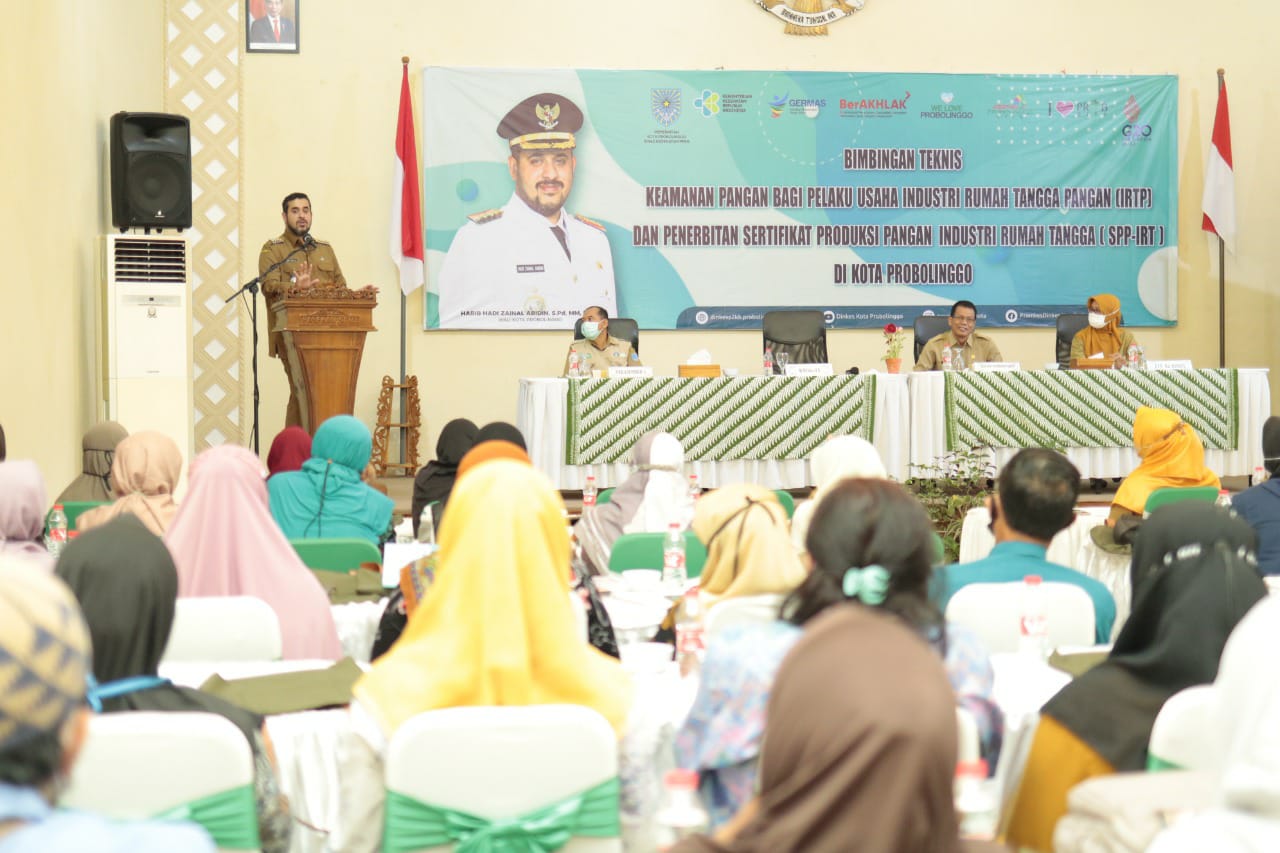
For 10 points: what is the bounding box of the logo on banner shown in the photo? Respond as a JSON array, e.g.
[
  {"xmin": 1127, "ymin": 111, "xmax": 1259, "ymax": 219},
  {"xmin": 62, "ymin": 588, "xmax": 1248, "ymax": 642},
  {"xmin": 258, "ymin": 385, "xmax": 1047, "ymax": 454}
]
[
  {"xmin": 694, "ymin": 89, "xmax": 721, "ymax": 117},
  {"xmin": 753, "ymin": 0, "xmax": 866, "ymax": 35},
  {"xmin": 988, "ymin": 94, "xmax": 1025, "ymax": 114},
  {"xmin": 921, "ymin": 90, "xmax": 972, "ymax": 120},
  {"xmin": 1005, "ymin": 309, "xmax": 1019, "ymax": 323},
  {"xmin": 695, "ymin": 310, "xmax": 710, "ymax": 325},
  {"xmin": 1121, "ymin": 123, "xmax": 1154, "ymax": 145},
  {"xmin": 1123, "ymin": 95, "xmax": 1141, "ymax": 122},
  {"xmin": 651, "ymin": 89, "xmax": 682, "ymax": 126},
  {"xmin": 1049, "ymin": 98, "xmax": 1109, "ymax": 118},
  {"xmin": 838, "ymin": 90, "xmax": 911, "ymax": 118},
  {"xmin": 769, "ymin": 93, "xmax": 787, "ymax": 118}
]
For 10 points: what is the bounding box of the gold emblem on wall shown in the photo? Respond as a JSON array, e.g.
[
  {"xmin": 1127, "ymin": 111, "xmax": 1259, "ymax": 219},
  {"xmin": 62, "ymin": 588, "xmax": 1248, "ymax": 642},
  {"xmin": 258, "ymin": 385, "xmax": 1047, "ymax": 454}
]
[{"xmin": 755, "ymin": 0, "xmax": 865, "ymax": 35}]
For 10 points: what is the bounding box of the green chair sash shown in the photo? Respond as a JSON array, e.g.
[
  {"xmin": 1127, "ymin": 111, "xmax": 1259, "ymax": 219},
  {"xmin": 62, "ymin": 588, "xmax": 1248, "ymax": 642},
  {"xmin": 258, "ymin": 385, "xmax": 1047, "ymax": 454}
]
[
  {"xmin": 1146, "ymin": 753, "xmax": 1183, "ymax": 772},
  {"xmin": 384, "ymin": 776, "xmax": 619, "ymax": 853},
  {"xmin": 154, "ymin": 783, "xmax": 260, "ymax": 850}
]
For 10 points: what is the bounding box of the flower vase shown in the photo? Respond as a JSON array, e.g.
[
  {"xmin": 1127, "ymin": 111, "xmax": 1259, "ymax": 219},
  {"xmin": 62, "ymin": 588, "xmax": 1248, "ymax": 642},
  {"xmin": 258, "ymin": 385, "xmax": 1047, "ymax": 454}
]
[{"xmin": 884, "ymin": 357, "xmax": 902, "ymax": 374}]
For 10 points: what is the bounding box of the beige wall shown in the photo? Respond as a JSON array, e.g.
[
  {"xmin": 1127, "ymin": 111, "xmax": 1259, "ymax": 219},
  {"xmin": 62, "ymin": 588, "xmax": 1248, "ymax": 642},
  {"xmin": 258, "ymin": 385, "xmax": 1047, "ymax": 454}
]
[
  {"xmin": 6, "ymin": 0, "xmax": 1276, "ymax": 484},
  {"xmin": 2, "ymin": 1, "xmax": 164, "ymax": 490}
]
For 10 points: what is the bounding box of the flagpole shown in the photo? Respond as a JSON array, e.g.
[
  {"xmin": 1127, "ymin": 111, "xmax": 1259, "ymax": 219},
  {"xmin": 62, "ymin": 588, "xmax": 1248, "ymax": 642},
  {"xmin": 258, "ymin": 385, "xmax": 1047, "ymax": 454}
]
[
  {"xmin": 399, "ymin": 56, "xmax": 411, "ymax": 463},
  {"xmin": 1216, "ymin": 67, "xmax": 1226, "ymax": 369}
]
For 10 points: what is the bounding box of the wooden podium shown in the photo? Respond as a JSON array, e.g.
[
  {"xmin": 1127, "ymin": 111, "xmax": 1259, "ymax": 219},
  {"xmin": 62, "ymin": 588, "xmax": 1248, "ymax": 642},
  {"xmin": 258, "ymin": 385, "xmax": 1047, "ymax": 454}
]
[{"xmin": 270, "ymin": 287, "xmax": 377, "ymax": 433}]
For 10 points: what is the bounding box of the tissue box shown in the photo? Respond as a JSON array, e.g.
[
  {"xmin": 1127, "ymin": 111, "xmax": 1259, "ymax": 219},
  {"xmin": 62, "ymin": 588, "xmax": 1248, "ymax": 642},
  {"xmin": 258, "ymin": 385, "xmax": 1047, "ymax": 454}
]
[{"xmin": 678, "ymin": 364, "xmax": 722, "ymax": 378}]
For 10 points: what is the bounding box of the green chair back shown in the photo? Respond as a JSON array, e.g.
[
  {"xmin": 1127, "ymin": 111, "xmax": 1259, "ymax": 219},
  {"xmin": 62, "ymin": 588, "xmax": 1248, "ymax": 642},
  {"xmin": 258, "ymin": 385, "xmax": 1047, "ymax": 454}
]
[
  {"xmin": 595, "ymin": 487, "xmax": 615, "ymax": 506},
  {"xmin": 1144, "ymin": 486, "xmax": 1220, "ymax": 515},
  {"xmin": 608, "ymin": 531, "xmax": 708, "ymax": 579},
  {"xmin": 772, "ymin": 490, "xmax": 796, "ymax": 518},
  {"xmin": 290, "ymin": 538, "xmax": 382, "ymax": 572},
  {"xmin": 49, "ymin": 501, "xmax": 108, "ymax": 531}
]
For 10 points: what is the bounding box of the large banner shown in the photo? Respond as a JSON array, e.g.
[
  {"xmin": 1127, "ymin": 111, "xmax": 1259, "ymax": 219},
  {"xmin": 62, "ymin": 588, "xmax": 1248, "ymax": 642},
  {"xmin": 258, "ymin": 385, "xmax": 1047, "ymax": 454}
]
[{"xmin": 423, "ymin": 68, "xmax": 1177, "ymax": 330}]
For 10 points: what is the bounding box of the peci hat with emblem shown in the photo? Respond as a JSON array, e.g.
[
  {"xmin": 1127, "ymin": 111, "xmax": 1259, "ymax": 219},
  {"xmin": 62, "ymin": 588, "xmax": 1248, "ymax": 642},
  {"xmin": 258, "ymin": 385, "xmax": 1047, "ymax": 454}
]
[{"xmin": 497, "ymin": 93, "xmax": 584, "ymax": 151}]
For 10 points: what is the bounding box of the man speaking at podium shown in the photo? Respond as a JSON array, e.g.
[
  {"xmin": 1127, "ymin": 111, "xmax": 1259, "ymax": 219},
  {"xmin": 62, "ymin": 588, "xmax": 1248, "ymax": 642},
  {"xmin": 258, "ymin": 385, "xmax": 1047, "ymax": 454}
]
[{"xmin": 259, "ymin": 192, "xmax": 348, "ymax": 427}]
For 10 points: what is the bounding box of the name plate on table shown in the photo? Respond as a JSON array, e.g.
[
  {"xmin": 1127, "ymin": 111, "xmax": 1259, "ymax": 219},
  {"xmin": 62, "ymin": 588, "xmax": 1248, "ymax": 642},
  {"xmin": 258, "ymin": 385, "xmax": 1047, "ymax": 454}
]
[
  {"xmin": 973, "ymin": 362, "xmax": 1020, "ymax": 372},
  {"xmin": 783, "ymin": 363, "xmax": 834, "ymax": 377},
  {"xmin": 1146, "ymin": 359, "xmax": 1193, "ymax": 371},
  {"xmin": 607, "ymin": 366, "xmax": 654, "ymax": 378}
]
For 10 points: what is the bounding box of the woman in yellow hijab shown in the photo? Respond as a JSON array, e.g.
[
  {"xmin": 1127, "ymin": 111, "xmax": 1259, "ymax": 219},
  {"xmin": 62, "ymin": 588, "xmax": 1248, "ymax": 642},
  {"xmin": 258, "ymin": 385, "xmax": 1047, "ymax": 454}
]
[
  {"xmin": 1070, "ymin": 293, "xmax": 1139, "ymax": 368},
  {"xmin": 1110, "ymin": 406, "xmax": 1221, "ymax": 521},
  {"xmin": 354, "ymin": 459, "xmax": 632, "ymax": 736},
  {"xmin": 692, "ymin": 484, "xmax": 807, "ymax": 605}
]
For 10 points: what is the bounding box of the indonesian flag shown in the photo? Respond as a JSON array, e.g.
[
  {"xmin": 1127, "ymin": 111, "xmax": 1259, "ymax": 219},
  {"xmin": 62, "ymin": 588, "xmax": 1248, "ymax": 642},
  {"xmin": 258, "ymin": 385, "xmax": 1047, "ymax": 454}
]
[
  {"xmin": 391, "ymin": 64, "xmax": 425, "ymax": 294},
  {"xmin": 1201, "ymin": 75, "xmax": 1236, "ymax": 255}
]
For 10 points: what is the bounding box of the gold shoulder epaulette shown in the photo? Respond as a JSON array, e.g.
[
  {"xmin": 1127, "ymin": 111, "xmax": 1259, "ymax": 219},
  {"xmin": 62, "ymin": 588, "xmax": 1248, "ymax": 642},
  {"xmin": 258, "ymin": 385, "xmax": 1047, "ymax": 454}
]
[
  {"xmin": 574, "ymin": 214, "xmax": 606, "ymax": 232},
  {"xmin": 261, "ymin": 238, "xmax": 285, "ymax": 249},
  {"xmin": 467, "ymin": 208, "xmax": 504, "ymax": 225}
]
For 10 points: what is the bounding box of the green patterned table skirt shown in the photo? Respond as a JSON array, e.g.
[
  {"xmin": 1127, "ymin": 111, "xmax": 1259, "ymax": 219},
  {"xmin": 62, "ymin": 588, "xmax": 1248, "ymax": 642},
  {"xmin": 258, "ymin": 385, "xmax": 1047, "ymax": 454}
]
[
  {"xmin": 566, "ymin": 375, "xmax": 877, "ymax": 465},
  {"xmin": 945, "ymin": 368, "xmax": 1239, "ymax": 452}
]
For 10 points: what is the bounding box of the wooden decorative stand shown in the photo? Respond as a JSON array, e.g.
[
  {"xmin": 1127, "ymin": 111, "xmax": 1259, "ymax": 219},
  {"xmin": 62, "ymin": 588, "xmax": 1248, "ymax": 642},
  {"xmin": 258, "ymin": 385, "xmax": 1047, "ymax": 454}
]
[{"xmin": 372, "ymin": 374, "xmax": 421, "ymax": 477}]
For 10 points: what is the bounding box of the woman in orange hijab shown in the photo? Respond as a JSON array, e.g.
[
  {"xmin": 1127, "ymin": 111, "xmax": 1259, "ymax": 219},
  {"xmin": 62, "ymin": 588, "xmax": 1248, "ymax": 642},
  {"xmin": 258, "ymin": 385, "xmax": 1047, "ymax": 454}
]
[
  {"xmin": 1109, "ymin": 406, "xmax": 1220, "ymax": 522},
  {"xmin": 1070, "ymin": 293, "xmax": 1139, "ymax": 368}
]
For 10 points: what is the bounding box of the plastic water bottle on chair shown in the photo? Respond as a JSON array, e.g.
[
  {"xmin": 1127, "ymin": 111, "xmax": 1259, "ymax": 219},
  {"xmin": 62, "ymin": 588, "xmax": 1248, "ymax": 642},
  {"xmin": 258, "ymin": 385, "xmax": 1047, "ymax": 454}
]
[
  {"xmin": 1019, "ymin": 575, "xmax": 1049, "ymax": 659},
  {"xmin": 655, "ymin": 769, "xmax": 709, "ymax": 850}
]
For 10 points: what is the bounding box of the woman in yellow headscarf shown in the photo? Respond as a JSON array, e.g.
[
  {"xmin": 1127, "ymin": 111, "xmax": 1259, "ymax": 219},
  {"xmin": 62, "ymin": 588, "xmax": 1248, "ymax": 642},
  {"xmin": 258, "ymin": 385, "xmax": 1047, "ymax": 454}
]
[
  {"xmin": 693, "ymin": 484, "xmax": 807, "ymax": 605},
  {"xmin": 1070, "ymin": 293, "xmax": 1139, "ymax": 368},
  {"xmin": 354, "ymin": 459, "xmax": 632, "ymax": 734},
  {"xmin": 1110, "ymin": 406, "xmax": 1220, "ymax": 522}
]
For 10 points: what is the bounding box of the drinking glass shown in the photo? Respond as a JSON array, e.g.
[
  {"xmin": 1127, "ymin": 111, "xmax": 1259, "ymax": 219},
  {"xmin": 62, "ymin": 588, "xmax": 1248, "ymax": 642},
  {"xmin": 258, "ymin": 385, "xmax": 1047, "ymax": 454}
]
[{"xmin": 776, "ymin": 352, "xmax": 790, "ymax": 374}]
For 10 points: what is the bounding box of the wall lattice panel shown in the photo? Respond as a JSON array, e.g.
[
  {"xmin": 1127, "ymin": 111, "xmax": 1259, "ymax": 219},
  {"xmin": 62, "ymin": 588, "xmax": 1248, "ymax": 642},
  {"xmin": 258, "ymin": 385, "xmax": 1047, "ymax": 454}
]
[{"xmin": 165, "ymin": 0, "xmax": 246, "ymax": 449}]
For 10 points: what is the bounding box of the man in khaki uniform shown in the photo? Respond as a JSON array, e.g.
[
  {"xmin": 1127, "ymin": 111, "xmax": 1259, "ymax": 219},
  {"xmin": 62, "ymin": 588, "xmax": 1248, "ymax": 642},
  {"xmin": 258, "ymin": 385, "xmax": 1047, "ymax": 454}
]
[
  {"xmin": 913, "ymin": 300, "xmax": 1003, "ymax": 371},
  {"xmin": 562, "ymin": 305, "xmax": 641, "ymax": 376},
  {"xmin": 258, "ymin": 192, "xmax": 348, "ymax": 427}
]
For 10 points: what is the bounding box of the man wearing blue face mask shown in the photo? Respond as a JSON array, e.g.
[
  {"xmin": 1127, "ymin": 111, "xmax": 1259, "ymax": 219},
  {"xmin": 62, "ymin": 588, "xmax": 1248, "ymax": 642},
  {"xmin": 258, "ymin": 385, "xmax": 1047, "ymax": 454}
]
[{"xmin": 562, "ymin": 305, "xmax": 641, "ymax": 376}]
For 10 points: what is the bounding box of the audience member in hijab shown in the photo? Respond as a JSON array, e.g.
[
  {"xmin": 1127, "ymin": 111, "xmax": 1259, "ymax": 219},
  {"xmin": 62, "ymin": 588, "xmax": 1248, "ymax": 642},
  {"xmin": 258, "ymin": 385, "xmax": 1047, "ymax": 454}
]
[
  {"xmin": 75, "ymin": 431, "xmax": 183, "ymax": 536},
  {"xmin": 0, "ymin": 557, "xmax": 217, "ymax": 852},
  {"xmin": 672, "ymin": 605, "xmax": 1003, "ymax": 853},
  {"xmin": 342, "ymin": 461, "xmax": 633, "ymax": 849},
  {"xmin": 165, "ymin": 445, "xmax": 342, "ymax": 660},
  {"xmin": 1146, "ymin": 593, "xmax": 1280, "ymax": 851},
  {"xmin": 265, "ymin": 425, "xmax": 312, "ymax": 478},
  {"xmin": 1231, "ymin": 415, "xmax": 1280, "ymax": 575},
  {"xmin": 0, "ymin": 461, "xmax": 54, "ymax": 572},
  {"xmin": 56, "ymin": 518, "xmax": 292, "ymax": 852},
  {"xmin": 410, "ymin": 418, "xmax": 478, "ymax": 538},
  {"xmin": 694, "ymin": 484, "xmax": 806, "ymax": 608},
  {"xmin": 268, "ymin": 415, "xmax": 394, "ymax": 546},
  {"xmin": 1005, "ymin": 503, "xmax": 1266, "ymax": 851},
  {"xmin": 473, "ymin": 420, "xmax": 527, "ymax": 450},
  {"xmin": 454, "ymin": 438, "xmax": 531, "ymax": 479},
  {"xmin": 678, "ymin": 478, "xmax": 998, "ymax": 827},
  {"xmin": 576, "ymin": 430, "xmax": 693, "ymax": 576},
  {"xmin": 1108, "ymin": 406, "xmax": 1220, "ymax": 524},
  {"xmin": 790, "ymin": 434, "xmax": 887, "ymax": 553},
  {"xmin": 1069, "ymin": 293, "xmax": 1139, "ymax": 368},
  {"xmin": 54, "ymin": 421, "xmax": 128, "ymax": 503}
]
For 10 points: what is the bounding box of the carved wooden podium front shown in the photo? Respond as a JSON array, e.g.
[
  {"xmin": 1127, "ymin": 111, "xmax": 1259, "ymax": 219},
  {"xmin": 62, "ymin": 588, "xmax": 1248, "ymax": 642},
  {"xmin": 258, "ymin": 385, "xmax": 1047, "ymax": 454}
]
[{"xmin": 270, "ymin": 288, "xmax": 377, "ymax": 433}]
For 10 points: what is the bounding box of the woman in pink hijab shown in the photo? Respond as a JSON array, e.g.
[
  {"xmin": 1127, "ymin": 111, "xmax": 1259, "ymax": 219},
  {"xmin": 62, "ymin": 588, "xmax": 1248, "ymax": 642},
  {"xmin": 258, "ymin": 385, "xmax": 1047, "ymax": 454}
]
[
  {"xmin": 76, "ymin": 431, "xmax": 183, "ymax": 536},
  {"xmin": 165, "ymin": 444, "xmax": 342, "ymax": 660},
  {"xmin": 0, "ymin": 460, "xmax": 55, "ymax": 571}
]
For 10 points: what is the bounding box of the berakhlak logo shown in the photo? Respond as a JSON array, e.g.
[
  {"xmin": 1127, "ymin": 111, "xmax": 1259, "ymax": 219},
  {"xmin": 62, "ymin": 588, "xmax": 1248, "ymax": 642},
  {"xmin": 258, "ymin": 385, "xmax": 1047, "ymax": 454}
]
[
  {"xmin": 769, "ymin": 93, "xmax": 788, "ymax": 119},
  {"xmin": 1123, "ymin": 95, "xmax": 1141, "ymax": 122},
  {"xmin": 651, "ymin": 88, "xmax": 682, "ymax": 127},
  {"xmin": 694, "ymin": 89, "xmax": 721, "ymax": 117}
]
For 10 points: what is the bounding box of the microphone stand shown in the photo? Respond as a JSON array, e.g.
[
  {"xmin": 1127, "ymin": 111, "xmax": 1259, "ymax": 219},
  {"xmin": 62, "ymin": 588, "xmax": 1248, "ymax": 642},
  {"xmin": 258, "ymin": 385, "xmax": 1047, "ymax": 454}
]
[{"xmin": 227, "ymin": 242, "xmax": 309, "ymax": 454}]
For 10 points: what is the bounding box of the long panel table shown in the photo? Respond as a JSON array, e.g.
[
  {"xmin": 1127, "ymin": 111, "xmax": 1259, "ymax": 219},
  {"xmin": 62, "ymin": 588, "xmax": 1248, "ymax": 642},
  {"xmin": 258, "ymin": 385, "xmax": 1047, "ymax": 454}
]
[
  {"xmin": 519, "ymin": 374, "xmax": 911, "ymax": 488},
  {"xmin": 909, "ymin": 368, "xmax": 1270, "ymax": 478}
]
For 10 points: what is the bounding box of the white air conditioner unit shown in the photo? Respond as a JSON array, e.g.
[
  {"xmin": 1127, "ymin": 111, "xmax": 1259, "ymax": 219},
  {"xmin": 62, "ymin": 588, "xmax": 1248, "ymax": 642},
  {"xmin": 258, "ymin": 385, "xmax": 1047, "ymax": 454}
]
[{"xmin": 103, "ymin": 234, "xmax": 193, "ymax": 460}]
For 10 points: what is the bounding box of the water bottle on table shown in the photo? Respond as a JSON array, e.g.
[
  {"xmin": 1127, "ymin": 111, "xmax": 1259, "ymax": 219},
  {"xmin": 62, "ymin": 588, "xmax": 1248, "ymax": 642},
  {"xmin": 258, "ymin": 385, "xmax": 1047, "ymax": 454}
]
[
  {"xmin": 941, "ymin": 346, "xmax": 953, "ymax": 371},
  {"xmin": 1216, "ymin": 488, "xmax": 1232, "ymax": 508},
  {"xmin": 1018, "ymin": 574, "xmax": 1049, "ymax": 659},
  {"xmin": 582, "ymin": 475, "xmax": 598, "ymax": 508},
  {"xmin": 675, "ymin": 587, "xmax": 705, "ymax": 675},
  {"xmin": 568, "ymin": 350, "xmax": 581, "ymax": 378},
  {"xmin": 955, "ymin": 759, "xmax": 997, "ymax": 841},
  {"xmin": 687, "ymin": 473, "xmax": 701, "ymax": 502},
  {"xmin": 416, "ymin": 502, "xmax": 437, "ymax": 545},
  {"xmin": 655, "ymin": 768, "xmax": 709, "ymax": 850},
  {"xmin": 763, "ymin": 345, "xmax": 773, "ymax": 375},
  {"xmin": 46, "ymin": 504, "xmax": 68, "ymax": 559},
  {"xmin": 662, "ymin": 522, "xmax": 686, "ymax": 587}
]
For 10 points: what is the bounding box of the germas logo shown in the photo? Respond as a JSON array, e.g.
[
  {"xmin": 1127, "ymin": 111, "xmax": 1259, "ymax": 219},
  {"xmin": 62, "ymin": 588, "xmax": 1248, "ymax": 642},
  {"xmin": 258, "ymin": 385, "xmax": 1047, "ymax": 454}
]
[{"xmin": 769, "ymin": 93, "xmax": 788, "ymax": 119}]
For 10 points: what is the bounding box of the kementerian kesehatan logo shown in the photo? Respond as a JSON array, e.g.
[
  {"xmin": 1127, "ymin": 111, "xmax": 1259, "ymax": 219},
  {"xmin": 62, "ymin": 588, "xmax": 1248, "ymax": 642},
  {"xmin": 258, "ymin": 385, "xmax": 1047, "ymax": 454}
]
[
  {"xmin": 753, "ymin": 0, "xmax": 866, "ymax": 35},
  {"xmin": 694, "ymin": 89, "xmax": 721, "ymax": 117},
  {"xmin": 651, "ymin": 89, "xmax": 682, "ymax": 127}
]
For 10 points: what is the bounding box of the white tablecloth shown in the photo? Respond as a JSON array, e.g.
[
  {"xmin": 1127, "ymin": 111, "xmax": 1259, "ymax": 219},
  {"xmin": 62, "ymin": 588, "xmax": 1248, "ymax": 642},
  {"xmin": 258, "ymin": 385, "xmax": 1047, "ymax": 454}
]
[
  {"xmin": 518, "ymin": 374, "xmax": 911, "ymax": 488},
  {"xmin": 331, "ymin": 600, "xmax": 386, "ymax": 664},
  {"xmin": 958, "ymin": 505, "xmax": 1132, "ymax": 638},
  {"xmin": 909, "ymin": 368, "xmax": 1271, "ymax": 478}
]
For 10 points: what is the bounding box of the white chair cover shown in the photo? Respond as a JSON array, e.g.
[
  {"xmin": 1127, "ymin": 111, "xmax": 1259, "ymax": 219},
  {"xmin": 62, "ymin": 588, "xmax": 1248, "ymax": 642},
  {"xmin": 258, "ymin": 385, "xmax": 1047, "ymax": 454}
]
[
  {"xmin": 1148, "ymin": 685, "xmax": 1218, "ymax": 770},
  {"xmin": 163, "ymin": 596, "xmax": 283, "ymax": 663},
  {"xmin": 945, "ymin": 581, "xmax": 1095, "ymax": 654}
]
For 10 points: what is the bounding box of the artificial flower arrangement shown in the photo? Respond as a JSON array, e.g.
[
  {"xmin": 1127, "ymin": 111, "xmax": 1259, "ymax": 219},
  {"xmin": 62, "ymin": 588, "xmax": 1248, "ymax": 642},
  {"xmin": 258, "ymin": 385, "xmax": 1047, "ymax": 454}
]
[{"xmin": 882, "ymin": 323, "xmax": 907, "ymax": 360}]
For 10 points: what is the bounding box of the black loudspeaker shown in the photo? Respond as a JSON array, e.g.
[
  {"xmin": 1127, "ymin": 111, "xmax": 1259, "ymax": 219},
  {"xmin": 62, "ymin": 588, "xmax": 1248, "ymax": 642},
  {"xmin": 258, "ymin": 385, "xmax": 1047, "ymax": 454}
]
[{"xmin": 110, "ymin": 112, "xmax": 192, "ymax": 230}]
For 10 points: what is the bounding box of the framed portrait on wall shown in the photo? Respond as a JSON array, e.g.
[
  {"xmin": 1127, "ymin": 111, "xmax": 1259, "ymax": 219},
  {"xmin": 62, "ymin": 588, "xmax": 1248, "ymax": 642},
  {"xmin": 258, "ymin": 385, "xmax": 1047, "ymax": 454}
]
[{"xmin": 246, "ymin": 0, "xmax": 300, "ymax": 54}]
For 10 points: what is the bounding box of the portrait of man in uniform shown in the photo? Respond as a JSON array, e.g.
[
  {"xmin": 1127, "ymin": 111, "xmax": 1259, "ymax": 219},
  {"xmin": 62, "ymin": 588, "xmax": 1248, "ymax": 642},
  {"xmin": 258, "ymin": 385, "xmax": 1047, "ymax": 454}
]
[{"xmin": 437, "ymin": 92, "xmax": 617, "ymax": 329}]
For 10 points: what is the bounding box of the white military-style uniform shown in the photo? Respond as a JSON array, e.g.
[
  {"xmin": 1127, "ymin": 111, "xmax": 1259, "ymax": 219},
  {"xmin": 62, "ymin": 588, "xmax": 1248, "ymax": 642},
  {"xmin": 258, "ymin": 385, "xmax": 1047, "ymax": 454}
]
[{"xmin": 437, "ymin": 193, "xmax": 616, "ymax": 329}]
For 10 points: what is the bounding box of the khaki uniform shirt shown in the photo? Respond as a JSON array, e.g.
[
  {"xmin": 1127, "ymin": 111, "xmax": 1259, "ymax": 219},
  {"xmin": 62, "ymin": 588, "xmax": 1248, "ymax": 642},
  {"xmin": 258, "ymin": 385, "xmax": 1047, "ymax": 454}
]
[
  {"xmin": 562, "ymin": 336, "xmax": 641, "ymax": 376},
  {"xmin": 258, "ymin": 231, "xmax": 347, "ymax": 356},
  {"xmin": 914, "ymin": 331, "xmax": 1003, "ymax": 371},
  {"xmin": 1069, "ymin": 329, "xmax": 1137, "ymax": 363}
]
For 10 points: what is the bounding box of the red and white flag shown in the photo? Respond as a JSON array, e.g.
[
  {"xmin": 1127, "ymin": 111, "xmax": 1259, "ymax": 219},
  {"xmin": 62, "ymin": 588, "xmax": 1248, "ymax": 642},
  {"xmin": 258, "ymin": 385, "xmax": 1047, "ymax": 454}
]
[
  {"xmin": 391, "ymin": 64, "xmax": 425, "ymax": 294},
  {"xmin": 1201, "ymin": 75, "xmax": 1235, "ymax": 255}
]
